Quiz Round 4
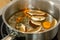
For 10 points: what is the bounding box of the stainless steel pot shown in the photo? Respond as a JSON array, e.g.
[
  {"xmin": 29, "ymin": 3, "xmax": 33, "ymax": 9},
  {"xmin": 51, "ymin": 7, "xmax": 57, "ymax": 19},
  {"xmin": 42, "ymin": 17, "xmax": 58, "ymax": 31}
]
[{"xmin": 1, "ymin": 0, "xmax": 60, "ymax": 40}]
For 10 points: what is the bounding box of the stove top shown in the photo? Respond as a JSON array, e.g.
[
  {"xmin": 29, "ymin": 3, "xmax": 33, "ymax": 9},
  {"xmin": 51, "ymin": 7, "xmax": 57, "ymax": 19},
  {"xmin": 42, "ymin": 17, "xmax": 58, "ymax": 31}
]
[{"xmin": 0, "ymin": 15, "xmax": 60, "ymax": 40}]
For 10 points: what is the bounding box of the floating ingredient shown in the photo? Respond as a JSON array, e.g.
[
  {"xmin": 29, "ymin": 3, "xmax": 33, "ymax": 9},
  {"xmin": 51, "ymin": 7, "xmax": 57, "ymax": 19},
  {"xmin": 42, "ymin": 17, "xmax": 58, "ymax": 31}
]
[
  {"xmin": 30, "ymin": 20, "xmax": 41, "ymax": 26},
  {"xmin": 31, "ymin": 16, "xmax": 46, "ymax": 21},
  {"xmin": 28, "ymin": 26, "xmax": 42, "ymax": 32},
  {"xmin": 27, "ymin": 10, "xmax": 46, "ymax": 16},
  {"xmin": 16, "ymin": 16, "xmax": 23, "ymax": 23},
  {"xmin": 42, "ymin": 21, "xmax": 51, "ymax": 29}
]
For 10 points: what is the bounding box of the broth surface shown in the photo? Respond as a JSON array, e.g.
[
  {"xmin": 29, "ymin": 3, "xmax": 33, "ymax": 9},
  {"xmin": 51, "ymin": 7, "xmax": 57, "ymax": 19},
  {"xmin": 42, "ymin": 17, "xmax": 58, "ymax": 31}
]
[{"xmin": 8, "ymin": 9, "xmax": 57, "ymax": 33}]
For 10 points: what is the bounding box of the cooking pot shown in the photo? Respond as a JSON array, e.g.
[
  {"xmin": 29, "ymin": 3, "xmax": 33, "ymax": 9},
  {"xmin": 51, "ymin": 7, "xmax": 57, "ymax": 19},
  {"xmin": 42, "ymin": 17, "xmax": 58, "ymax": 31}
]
[{"xmin": 1, "ymin": 0, "xmax": 60, "ymax": 40}]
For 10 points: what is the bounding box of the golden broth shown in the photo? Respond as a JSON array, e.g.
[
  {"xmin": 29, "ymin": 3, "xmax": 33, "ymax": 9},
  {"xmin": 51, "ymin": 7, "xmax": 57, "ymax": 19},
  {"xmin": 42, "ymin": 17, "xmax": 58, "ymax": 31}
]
[{"xmin": 8, "ymin": 9, "xmax": 57, "ymax": 32}]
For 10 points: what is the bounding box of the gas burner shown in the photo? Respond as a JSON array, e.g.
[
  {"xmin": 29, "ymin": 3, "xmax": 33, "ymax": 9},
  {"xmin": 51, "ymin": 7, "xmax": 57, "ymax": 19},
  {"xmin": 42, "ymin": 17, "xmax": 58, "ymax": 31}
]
[
  {"xmin": 0, "ymin": 16, "xmax": 59, "ymax": 40},
  {"xmin": 1, "ymin": 22, "xmax": 11, "ymax": 38}
]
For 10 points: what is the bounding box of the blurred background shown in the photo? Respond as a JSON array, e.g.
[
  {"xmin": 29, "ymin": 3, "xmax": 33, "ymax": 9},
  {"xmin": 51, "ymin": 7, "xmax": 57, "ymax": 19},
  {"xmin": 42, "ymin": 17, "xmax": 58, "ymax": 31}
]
[{"xmin": 0, "ymin": 0, "xmax": 60, "ymax": 9}]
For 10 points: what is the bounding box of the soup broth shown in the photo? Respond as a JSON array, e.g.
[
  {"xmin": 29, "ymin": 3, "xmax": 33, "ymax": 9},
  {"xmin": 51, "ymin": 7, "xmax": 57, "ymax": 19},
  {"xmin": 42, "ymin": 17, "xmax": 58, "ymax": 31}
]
[{"xmin": 8, "ymin": 9, "xmax": 57, "ymax": 33}]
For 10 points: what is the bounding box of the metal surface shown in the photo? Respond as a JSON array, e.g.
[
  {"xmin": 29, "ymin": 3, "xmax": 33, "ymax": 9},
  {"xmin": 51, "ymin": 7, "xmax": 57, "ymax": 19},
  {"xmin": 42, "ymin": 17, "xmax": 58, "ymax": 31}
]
[{"xmin": 2, "ymin": 0, "xmax": 60, "ymax": 40}]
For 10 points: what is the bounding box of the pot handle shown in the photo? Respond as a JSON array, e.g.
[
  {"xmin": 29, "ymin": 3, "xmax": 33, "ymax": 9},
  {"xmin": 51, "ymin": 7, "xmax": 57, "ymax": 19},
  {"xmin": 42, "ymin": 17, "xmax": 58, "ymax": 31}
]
[{"xmin": 1, "ymin": 32, "xmax": 17, "ymax": 40}]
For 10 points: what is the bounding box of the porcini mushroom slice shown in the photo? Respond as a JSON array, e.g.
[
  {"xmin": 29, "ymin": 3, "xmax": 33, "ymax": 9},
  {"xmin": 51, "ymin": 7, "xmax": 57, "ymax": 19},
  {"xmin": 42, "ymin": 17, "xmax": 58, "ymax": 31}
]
[
  {"xmin": 27, "ymin": 10, "xmax": 46, "ymax": 16},
  {"xmin": 30, "ymin": 20, "xmax": 41, "ymax": 26},
  {"xmin": 28, "ymin": 26, "xmax": 42, "ymax": 32},
  {"xmin": 27, "ymin": 27, "xmax": 33, "ymax": 32},
  {"xmin": 31, "ymin": 16, "xmax": 46, "ymax": 21}
]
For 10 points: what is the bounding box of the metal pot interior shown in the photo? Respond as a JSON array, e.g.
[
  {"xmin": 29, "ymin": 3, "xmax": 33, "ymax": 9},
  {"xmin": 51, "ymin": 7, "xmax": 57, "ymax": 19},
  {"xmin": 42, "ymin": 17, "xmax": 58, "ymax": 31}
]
[{"xmin": 2, "ymin": 0, "xmax": 60, "ymax": 34}]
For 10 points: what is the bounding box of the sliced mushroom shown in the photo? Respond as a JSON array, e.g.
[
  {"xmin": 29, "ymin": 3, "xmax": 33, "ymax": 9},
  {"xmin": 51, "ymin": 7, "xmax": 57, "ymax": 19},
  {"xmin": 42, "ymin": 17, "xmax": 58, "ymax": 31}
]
[
  {"xmin": 30, "ymin": 20, "xmax": 41, "ymax": 26},
  {"xmin": 27, "ymin": 10, "xmax": 46, "ymax": 16},
  {"xmin": 31, "ymin": 16, "xmax": 46, "ymax": 21},
  {"xmin": 28, "ymin": 26, "xmax": 42, "ymax": 32},
  {"xmin": 29, "ymin": 20, "xmax": 39, "ymax": 28},
  {"xmin": 27, "ymin": 27, "xmax": 33, "ymax": 32}
]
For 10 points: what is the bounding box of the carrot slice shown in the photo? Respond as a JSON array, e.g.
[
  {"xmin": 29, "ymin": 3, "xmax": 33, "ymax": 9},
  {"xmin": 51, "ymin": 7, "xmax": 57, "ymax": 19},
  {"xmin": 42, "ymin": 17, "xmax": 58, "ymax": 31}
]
[
  {"xmin": 43, "ymin": 21, "xmax": 51, "ymax": 29},
  {"xmin": 16, "ymin": 17, "xmax": 22, "ymax": 23}
]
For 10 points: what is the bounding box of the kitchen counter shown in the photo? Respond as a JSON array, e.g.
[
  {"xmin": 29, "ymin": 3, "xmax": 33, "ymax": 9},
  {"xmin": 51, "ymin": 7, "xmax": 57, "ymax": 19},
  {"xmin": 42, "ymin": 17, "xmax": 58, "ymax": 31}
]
[
  {"xmin": 0, "ymin": 0, "xmax": 60, "ymax": 16},
  {"xmin": 0, "ymin": 0, "xmax": 10, "ymax": 9}
]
